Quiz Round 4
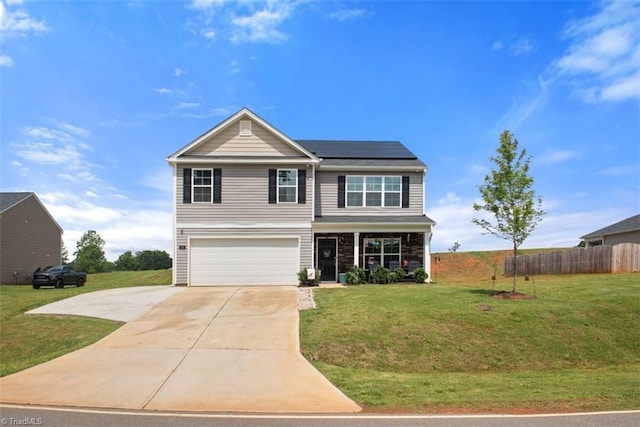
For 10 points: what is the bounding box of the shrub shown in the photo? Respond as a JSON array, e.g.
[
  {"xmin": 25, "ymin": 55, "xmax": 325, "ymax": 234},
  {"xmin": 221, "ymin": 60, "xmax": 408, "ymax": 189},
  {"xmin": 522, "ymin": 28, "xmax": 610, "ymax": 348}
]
[
  {"xmin": 371, "ymin": 265, "xmax": 391, "ymax": 284},
  {"xmin": 297, "ymin": 268, "xmax": 320, "ymax": 286},
  {"xmin": 346, "ymin": 266, "xmax": 366, "ymax": 285},
  {"xmin": 394, "ymin": 267, "xmax": 406, "ymax": 282},
  {"xmin": 413, "ymin": 267, "xmax": 428, "ymax": 283}
]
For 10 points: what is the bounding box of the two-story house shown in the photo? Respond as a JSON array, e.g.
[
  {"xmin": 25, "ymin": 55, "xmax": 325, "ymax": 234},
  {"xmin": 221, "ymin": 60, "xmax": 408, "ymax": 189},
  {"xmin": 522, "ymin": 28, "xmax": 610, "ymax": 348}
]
[{"xmin": 167, "ymin": 108, "xmax": 436, "ymax": 286}]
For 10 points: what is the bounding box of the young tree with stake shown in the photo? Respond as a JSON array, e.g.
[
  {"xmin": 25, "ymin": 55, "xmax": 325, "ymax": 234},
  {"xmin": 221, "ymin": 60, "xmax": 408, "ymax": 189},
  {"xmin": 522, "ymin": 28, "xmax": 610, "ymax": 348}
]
[{"xmin": 472, "ymin": 130, "xmax": 544, "ymax": 293}]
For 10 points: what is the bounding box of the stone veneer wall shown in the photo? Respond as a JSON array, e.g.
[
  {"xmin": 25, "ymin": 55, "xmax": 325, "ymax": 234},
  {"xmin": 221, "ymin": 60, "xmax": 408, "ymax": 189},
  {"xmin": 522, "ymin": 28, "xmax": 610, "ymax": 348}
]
[{"xmin": 314, "ymin": 232, "xmax": 425, "ymax": 270}]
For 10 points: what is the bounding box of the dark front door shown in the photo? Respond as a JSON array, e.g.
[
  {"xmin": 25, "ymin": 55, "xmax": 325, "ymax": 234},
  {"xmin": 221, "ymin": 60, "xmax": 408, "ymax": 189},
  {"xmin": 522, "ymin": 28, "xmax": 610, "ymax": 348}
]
[{"xmin": 317, "ymin": 238, "xmax": 337, "ymax": 281}]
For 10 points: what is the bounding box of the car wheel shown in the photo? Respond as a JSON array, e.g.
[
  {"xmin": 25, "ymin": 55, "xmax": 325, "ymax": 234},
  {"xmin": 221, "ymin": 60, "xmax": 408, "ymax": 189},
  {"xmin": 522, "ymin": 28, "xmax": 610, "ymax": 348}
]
[
  {"xmin": 77, "ymin": 278, "xmax": 84, "ymax": 287},
  {"xmin": 32, "ymin": 284, "xmax": 40, "ymax": 289},
  {"xmin": 55, "ymin": 279, "xmax": 64, "ymax": 289}
]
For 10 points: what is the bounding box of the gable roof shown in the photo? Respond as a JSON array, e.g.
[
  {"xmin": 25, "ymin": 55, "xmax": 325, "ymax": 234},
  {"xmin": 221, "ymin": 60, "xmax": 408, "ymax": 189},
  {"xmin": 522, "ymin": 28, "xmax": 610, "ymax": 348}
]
[
  {"xmin": 580, "ymin": 214, "xmax": 640, "ymax": 239},
  {"xmin": 0, "ymin": 192, "xmax": 33, "ymax": 212},
  {"xmin": 167, "ymin": 107, "xmax": 319, "ymax": 163},
  {"xmin": 297, "ymin": 140, "xmax": 427, "ymax": 170},
  {"xmin": 0, "ymin": 192, "xmax": 63, "ymax": 233}
]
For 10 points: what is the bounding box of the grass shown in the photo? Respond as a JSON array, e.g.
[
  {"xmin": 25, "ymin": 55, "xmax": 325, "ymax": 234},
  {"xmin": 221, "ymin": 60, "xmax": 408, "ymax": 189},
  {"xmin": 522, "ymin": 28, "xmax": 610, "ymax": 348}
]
[
  {"xmin": 0, "ymin": 269, "xmax": 171, "ymax": 377},
  {"xmin": 300, "ymin": 257, "xmax": 640, "ymax": 412}
]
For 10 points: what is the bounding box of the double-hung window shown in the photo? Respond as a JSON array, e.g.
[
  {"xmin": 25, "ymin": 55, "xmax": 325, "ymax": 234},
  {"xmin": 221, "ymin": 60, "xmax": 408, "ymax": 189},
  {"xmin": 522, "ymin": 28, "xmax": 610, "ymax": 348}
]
[
  {"xmin": 278, "ymin": 169, "xmax": 297, "ymax": 203},
  {"xmin": 363, "ymin": 238, "xmax": 401, "ymax": 269},
  {"xmin": 192, "ymin": 169, "xmax": 213, "ymax": 203},
  {"xmin": 346, "ymin": 176, "xmax": 401, "ymax": 207}
]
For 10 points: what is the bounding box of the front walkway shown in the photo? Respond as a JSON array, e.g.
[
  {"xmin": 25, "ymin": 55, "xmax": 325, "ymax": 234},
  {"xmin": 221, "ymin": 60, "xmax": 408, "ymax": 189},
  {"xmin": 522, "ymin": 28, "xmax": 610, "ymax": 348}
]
[{"xmin": 0, "ymin": 286, "xmax": 361, "ymax": 413}]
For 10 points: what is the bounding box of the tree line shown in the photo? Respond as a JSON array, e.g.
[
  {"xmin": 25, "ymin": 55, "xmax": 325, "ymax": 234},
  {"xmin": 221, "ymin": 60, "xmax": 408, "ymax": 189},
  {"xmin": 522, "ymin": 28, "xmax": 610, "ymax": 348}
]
[{"xmin": 63, "ymin": 230, "xmax": 171, "ymax": 273}]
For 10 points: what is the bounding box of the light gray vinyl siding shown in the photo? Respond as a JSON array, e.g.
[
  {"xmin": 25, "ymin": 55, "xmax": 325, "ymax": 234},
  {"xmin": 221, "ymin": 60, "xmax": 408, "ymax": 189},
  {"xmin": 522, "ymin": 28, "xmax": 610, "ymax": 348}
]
[
  {"xmin": 174, "ymin": 163, "xmax": 313, "ymax": 285},
  {"xmin": 176, "ymin": 164, "xmax": 312, "ymax": 223},
  {"xmin": 189, "ymin": 120, "xmax": 303, "ymax": 157},
  {"xmin": 605, "ymin": 231, "xmax": 640, "ymax": 245},
  {"xmin": 0, "ymin": 196, "xmax": 62, "ymax": 284},
  {"xmin": 174, "ymin": 227, "xmax": 312, "ymax": 285},
  {"xmin": 315, "ymin": 171, "xmax": 424, "ymax": 217}
]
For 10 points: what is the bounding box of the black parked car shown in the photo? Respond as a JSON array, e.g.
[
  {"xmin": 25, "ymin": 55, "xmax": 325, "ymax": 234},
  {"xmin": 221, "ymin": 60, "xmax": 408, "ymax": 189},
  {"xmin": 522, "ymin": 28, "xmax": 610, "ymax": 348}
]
[{"xmin": 32, "ymin": 265, "xmax": 87, "ymax": 289}]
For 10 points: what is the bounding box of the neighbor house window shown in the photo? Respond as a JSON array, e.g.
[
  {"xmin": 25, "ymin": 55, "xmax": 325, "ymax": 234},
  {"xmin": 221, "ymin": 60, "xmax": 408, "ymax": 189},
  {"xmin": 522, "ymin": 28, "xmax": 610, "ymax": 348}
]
[
  {"xmin": 346, "ymin": 176, "xmax": 401, "ymax": 207},
  {"xmin": 192, "ymin": 168, "xmax": 213, "ymax": 202},
  {"xmin": 363, "ymin": 238, "xmax": 401, "ymax": 269},
  {"xmin": 278, "ymin": 169, "xmax": 297, "ymax": 203}
]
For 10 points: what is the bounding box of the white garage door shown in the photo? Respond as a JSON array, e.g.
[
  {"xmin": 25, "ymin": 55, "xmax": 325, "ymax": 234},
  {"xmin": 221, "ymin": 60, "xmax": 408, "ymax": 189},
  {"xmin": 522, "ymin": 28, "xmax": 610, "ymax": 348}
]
[{"xmin": 190, "ymin": 238, "xmax": 299, "ymax": 286}]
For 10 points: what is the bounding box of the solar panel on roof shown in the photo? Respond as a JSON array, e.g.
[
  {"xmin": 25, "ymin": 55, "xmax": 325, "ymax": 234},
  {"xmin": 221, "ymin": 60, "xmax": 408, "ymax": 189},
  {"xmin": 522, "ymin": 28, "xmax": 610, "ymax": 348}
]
[{"xmin": 297, "ymin": 140, "xmax": 417, "ymax": 159}]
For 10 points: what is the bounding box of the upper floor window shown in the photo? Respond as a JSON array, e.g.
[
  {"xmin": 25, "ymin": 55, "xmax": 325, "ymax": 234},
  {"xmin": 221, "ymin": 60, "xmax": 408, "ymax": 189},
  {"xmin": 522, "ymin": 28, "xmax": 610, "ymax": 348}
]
[
  {"xmin": 193, "ymin": 168, "xmax": 213, "ymax": 202},
  {"xmin": 278, "ymin": 169, "xmax": 298, "ymax": 203},
  {"xmin": 346, "ymin": 176, "xmax": 401, "ymax": 207}
]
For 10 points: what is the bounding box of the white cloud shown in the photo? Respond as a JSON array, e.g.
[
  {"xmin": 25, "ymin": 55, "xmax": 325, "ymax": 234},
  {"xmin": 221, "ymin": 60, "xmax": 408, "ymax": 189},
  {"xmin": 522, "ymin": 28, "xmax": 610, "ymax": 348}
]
[
  {"xmin": 174, "ymin": 101, "xmax": 200, "ymax": 110},
  {"xmin": 201, "ymin": 27, "xmax": 216, "ymax": 40},
  {"xmin": 152, "ymin": 87, "xmax": 187, "ymax": 97},
  {"xmin": 138, "ymin": 168, "xmax": 172, "ymax": 194},
  {"xmin": 555, "ymin": 1, "xmax": 640, "ymax": 103},
  {"xmin": 596, "ymin": 164, "xmax": 639, "ymax": 176},
  {"xmin": 491, "ymin": 40, "xmax": 503, "ymax": 51},
  {"xmin": 538, "ymin": 149, "xmax": 581, "ymax": 165},
  {"xmin": 509, "ymin": 37, "xmax": 534, "ymax": 55},
  {"xmin": 152, "ymin": 87, "xmax": 173, "ymax": 95},
  {"xmin": 330, "ymin": 8, "xmax": 367, "ymax": 22},
  {"xmin": 210, "ymin": 107, "xmax": 231, "ymax": 116},
  {"xmin": 190, "ymin": 0, "xmax": 229, "ymax": 11},
  {"xmin": 10, "ymin": 122, "xmax": 98, "ymax": 184},
  {"xmin": 600, "ymin": 70, "xmax": 640, "ymax": 101},
  {"xmin": 491, "ymin": 75, "xmax": 550, "ymax": 134},
  {"xmin": 174, "ymin": 67, "xmax": 186, "ymax": 76},
  {"xmin": 230, "ymin": 59, "xmax": 240, "ymax": 73},
  {"xmin": 428, "ymin": 192, "xmax": 629, "ymax": 253},
  {"xmin": 0, "ymin": 53, "xmax": 13, "ymax": 67},
  {"xmin": 230, "ymin": 6, "xmax": 291, "ymax": 44},
  {"xmin": 0, "ymin": 1, "xmax": 49, "ymax": 38}
]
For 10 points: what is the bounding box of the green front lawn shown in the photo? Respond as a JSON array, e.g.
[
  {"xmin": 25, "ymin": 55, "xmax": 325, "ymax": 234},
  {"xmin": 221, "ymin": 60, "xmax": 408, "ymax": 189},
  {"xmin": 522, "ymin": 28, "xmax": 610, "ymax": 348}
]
[
  {"xmin": 300, "ymin": 273, "xmax": 640, "ymax": 412},
  {"xmin": 0, "ymin": 270, "xmax": 171, "ymax": 377}
]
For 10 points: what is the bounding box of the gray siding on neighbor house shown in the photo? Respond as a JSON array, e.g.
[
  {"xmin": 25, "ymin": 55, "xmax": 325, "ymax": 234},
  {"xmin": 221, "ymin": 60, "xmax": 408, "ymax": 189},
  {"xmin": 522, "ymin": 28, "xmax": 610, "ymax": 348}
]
[
  {"xmin": 605, "ymin": 231, "xmax": 640, "ymax": 245},
  {"xmin": 174, "ymin": 227, "xmax": 313, "ymax": 285},
  {"xmin": 314, "ymin": 170, "xmax": 424, "ymax": 217},
  {"xmin": 0, "ymin": 196, "xmax": 61, "ymax": 284},
  {"xmin": 176, "ymin": 164, "xmax": 313, "ymax": 224}
]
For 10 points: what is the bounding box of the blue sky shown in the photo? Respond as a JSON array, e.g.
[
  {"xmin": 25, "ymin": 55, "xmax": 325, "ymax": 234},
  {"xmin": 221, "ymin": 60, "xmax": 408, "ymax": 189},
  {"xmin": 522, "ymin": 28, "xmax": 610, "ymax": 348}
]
[{"xmin": 1, "ymin": 0, "xmax": 638, "ymax": 260}]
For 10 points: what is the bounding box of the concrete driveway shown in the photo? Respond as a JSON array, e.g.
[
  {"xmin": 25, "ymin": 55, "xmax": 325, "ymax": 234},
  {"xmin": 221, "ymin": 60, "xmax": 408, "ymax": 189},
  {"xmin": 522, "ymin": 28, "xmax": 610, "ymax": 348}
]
[{"xmin": 0, "ymin": 286, "xmax": 361, "ymax": 413}]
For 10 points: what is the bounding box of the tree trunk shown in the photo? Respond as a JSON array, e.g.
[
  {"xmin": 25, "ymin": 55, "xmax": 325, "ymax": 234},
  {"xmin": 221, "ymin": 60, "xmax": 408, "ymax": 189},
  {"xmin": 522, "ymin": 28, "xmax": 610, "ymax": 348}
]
[{"xmin": 512, "ymin": 243, "xmax": 518, "ymax": 294}]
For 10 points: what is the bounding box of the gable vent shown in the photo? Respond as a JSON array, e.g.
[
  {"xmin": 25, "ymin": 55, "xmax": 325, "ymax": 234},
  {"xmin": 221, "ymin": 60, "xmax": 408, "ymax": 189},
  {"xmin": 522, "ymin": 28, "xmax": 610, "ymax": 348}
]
[{"xmin": 239, "ymin": 120, "xmax": 252, "ymax": 136}]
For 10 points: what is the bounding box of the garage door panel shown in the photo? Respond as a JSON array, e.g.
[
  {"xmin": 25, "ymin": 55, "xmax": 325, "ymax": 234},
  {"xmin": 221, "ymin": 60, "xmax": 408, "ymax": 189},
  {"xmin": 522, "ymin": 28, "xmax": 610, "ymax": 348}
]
[{"xmin": 190, "ymin": 238, "xmax": 299, "ymax": 286}]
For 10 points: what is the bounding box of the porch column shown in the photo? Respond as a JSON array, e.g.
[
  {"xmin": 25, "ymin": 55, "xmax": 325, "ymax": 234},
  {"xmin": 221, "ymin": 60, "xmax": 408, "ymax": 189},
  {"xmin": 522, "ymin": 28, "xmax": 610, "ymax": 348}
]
[
  {"xmin": 353, "ymin": 232, "xmax": 360, "ymax": 267},
  {"xmin": 423, "ymin": 230, "xmax": 432, "ymax": 283}
]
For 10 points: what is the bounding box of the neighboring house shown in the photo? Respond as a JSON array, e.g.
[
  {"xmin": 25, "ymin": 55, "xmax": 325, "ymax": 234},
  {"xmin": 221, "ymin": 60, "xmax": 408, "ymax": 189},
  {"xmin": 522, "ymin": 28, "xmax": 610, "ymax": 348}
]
[
  {"xmin": 580, "ymin": 214, "xmax": 640, "ymax": 247},
  {"xmin": 167, "ymin": 108, "xmax": 436, "ymax": 286},
  {"xmin": 0, "ymin": 192, "xmax": 63, "ymax": 284}
]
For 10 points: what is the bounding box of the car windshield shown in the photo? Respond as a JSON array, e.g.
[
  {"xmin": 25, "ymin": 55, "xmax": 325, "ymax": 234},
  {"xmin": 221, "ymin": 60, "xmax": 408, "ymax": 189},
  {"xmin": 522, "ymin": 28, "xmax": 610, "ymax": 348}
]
[{"xmin": 46, "ymin": 266, "xmax": 63, "ymax": 273}]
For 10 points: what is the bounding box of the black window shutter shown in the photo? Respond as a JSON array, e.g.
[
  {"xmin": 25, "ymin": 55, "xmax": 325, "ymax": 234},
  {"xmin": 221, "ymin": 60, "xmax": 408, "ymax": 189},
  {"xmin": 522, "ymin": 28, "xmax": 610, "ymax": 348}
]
[
  {"xmin": 297, "ymin": 169, "xmax": 306, "ymax": 204},
  {"xmin": 402, "ymin": 176, "xmax": 410, "ymax": 208},
  {"xmin": 213, "ymin": 168, "xmax": 222, "ymax": 204},
  {"xmin": 337, "ymin": 175, "xmax": 346, "ymax": 208},
  {"xmin": 268, "ymin": 169, "xmax": 277, "ymax": 204},
  {"xmin": 183, "ymin": 168, "xmax": 192, "ymax": 204}
]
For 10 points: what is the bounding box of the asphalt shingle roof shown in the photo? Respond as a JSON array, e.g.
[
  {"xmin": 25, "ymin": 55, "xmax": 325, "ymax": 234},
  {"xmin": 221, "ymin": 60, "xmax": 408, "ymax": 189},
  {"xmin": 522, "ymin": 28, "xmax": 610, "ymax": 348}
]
[
  {"xmin": 0, "ymin": 192, "xmax": 33, "ymax": 213},
  {"xmin": 315, "ymin": 215, "xmax": 436, "ymax": 224},
  {"xmin": 580, "ymin": 214, "xmax": 640, "ymax": 239}
]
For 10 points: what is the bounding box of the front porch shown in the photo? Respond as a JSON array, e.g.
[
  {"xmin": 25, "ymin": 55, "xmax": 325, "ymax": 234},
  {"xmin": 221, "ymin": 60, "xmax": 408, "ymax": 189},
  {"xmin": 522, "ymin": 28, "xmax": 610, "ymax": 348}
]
[{"xmin": 314, "ymin": 231, "xmax": 431, "ymax": 282}]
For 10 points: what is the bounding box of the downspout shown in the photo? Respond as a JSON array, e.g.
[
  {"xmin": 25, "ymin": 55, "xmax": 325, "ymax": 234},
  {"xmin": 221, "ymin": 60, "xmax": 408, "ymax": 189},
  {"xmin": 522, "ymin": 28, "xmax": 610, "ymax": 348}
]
[{"xmin": 171, "ymin": 162, "xmax": 177, "ymax": 286}]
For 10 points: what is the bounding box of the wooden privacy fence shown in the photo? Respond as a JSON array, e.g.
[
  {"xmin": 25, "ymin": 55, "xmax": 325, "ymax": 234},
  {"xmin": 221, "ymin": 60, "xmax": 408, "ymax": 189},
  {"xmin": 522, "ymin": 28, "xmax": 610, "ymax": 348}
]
[{"xmin": 504, "ymin": 243, "xmax": 640, "ymax": 275}]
